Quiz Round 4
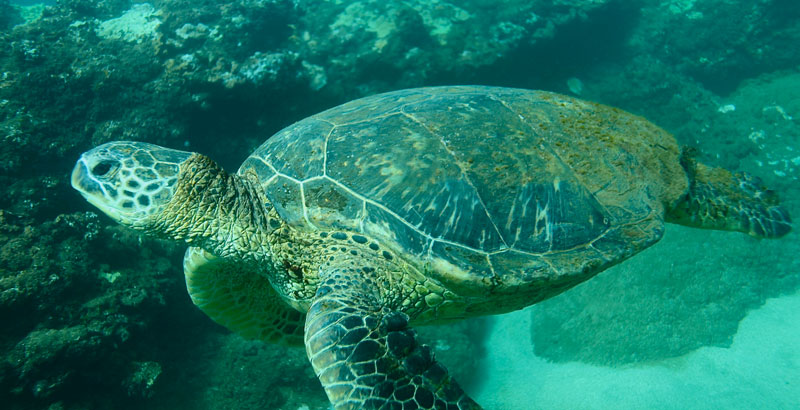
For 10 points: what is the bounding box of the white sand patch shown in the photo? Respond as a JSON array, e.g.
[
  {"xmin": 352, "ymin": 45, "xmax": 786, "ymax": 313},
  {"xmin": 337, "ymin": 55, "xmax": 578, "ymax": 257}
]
[{"xmin": 474, "ymin": 290, "xmax": 800, "ymax": 409}]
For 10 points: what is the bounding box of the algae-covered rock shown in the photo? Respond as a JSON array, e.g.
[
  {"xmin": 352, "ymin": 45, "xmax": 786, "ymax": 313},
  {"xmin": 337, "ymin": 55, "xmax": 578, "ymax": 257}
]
[
  {"xmin": 0, "ymin": 211, "xmax": 187, "ymax": 408},
  {"xmin": 124, "ymin": 361, "xmax": 162, "ymax": 399},
  {"xmin": 137, "ymin": 330, "xmax": 329, "ymax": 410},
  {"xmin": 95, "ymin": 3, "xmax": 162, "ymax": 43},
  {"xmin": 531, "ymin": 224, "xmax": 799, "ymax": 365},
  {"xmin": 637, "ymin": 0, "xmax": 800, "ymax": 94},
  {"xmin": 293, "ymin": 0, "xmax": 618, "ymax": 96}
]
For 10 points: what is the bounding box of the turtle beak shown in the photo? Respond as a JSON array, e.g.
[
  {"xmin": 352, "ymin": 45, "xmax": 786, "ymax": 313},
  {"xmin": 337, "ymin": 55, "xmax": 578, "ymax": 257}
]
[
  {"xmin": 71, "ymin": 159, "xmax": 101, "ymax": 199},
  {"xmin": 70, "ymin": 160, "xmax": 83, "ymax": 189},
  {"xmin": 71, "ymin": 158, "xmax": 106, "ymax": 211}
]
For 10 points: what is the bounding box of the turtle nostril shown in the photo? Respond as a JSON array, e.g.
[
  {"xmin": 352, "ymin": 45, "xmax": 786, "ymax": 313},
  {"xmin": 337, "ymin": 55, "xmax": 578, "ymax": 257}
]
[{"xmin": 91, "ymin": 161, "xmax": 114, "ymax": 177}]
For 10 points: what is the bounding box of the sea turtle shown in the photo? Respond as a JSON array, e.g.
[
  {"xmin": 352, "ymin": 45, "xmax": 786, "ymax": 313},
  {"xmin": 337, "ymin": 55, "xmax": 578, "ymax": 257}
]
[{"xmin": 71, "ymin": 86, "xmax": 791, "ymax": 409}]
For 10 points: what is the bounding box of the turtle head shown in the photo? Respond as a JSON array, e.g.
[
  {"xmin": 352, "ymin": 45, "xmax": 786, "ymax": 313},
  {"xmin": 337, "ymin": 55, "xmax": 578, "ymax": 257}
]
[{"xmin": 71, "ymin": 141, "xmax": 193, "ymax": 228}]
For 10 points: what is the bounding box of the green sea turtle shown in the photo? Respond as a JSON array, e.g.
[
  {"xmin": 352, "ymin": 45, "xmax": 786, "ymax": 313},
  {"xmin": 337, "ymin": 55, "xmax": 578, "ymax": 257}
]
[{"xmin": 71, "ymin": 86, "xmax": 791, "ymax": 409}]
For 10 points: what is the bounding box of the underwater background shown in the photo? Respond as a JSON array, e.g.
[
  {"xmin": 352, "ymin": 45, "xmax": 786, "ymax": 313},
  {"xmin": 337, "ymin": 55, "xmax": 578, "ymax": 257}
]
[{"xmin": 0, "ymin": 0, "xmax": 798, "ymax": 409}]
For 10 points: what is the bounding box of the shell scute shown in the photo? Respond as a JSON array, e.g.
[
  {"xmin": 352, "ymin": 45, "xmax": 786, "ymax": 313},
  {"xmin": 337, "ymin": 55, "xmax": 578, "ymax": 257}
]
[
  {"xmin": 303, "ymin": 178, "xmax": 364, "ymax": 231},
  {"xmin": 264, "ymin": 175, "xmax": 305, "ymax": 227},
  {"xmin": 252, "ymin": 118, "xmax": 331, "ymax": 180},
  {"xmin": 362, "ymin": 202, "xmax": 431, "ymax": 260}
]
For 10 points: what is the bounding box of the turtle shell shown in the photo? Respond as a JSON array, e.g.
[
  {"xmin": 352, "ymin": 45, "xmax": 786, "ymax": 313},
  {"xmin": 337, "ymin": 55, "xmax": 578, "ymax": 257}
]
[{"xmin": 238, "ymin": 86, "xmax": 688, "ymax": 298}]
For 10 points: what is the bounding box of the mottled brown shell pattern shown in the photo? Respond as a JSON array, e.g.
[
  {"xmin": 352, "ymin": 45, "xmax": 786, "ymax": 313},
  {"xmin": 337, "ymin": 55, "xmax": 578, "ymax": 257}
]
[{"xmin": 238, "ymin": 86, "xmax": 687, "ymax": 295}]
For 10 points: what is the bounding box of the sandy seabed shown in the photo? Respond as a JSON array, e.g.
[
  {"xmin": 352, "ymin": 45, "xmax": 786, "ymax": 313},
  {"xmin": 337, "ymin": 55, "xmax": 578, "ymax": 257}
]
[{"xmin": 474, "ymin": 289, "xmax": 800, "ymax": 410}]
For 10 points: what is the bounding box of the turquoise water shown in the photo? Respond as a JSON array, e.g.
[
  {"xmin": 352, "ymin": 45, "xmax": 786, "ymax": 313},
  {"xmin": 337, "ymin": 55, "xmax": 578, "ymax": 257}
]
[
  {"xmin": 9, "ymin": 0, "xmax": 53, "ymax": 5},
  {"xmin": 1, "ymin": 1, "xmax": 797, "ymax": 409}
]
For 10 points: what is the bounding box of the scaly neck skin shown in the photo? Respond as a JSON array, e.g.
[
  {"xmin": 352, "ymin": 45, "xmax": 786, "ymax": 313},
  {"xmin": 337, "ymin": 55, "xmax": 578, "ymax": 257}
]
[{"xmin": 149, "ymin": 154, "xmax": 276, "ymax": 264}]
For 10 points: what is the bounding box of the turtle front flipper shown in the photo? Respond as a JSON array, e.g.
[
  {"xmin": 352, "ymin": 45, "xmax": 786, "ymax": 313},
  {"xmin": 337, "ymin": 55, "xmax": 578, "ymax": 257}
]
[
  {"xmin": 184, "ymin": 247, "xmax": 305, "ymax": 346},
  {"xmin": 667, "ymin": 154, "xmax": 792, "ymax": 238},
  {"xmin": 305, "ymin": 267, "xmax": 481, "ymax": 410}
]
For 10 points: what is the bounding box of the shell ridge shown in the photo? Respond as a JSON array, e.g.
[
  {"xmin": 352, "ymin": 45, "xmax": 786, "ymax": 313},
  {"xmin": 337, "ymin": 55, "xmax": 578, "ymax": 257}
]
[
  {"xmin": 322, "ymin": 123, "xmax": 336, "ymax": 176},
  {"xmin": 323, "ymin": 175, "xmax": 491, "ymax": 256},
  {"xmin": 316, "ymin": 93, "xmax": 435, "ymax": 129},
  {"xmin": 489, "ymin": 92, "xmax": 616, "ymax": 246},
  {"xmin": 298, "ymin": 180, "xmax": 318, "ymax": 230},
  {"xmin": 399, "ymin": 110, "xmax": 509, "ymax": 251}
]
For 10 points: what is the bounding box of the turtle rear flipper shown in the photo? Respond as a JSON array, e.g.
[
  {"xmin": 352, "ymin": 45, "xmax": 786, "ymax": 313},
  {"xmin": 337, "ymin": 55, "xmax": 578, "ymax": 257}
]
[
  {"xmin": 667, "ymin": 158, "xmax": 792, "ymax": 238},
  {"xmin": 305, "ymin": 267, "xmax": 481, "ymax": 410}
]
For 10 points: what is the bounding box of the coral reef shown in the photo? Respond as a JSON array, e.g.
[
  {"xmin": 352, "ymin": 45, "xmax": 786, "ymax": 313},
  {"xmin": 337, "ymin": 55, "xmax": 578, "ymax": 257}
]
[
  {"xmin": 148, "ymin": 333, "xmax": 329, "ymax": 410},
  {"xmin": 0, "ymin": 210, "xmax": 189, "ymax": 408},
  {"xmin": 639, "ymin": 0, "xmax": 800, "ymax": 95},
  {"xmin": 292, "ymin": 0, "xmax": 621, "ymax": 96}
]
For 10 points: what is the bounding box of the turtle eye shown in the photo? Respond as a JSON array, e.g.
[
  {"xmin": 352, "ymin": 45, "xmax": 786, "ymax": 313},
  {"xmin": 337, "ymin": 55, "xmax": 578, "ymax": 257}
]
[{"xmin": 91, "ymin": 160, "xmax": 117, "ymax": 177}]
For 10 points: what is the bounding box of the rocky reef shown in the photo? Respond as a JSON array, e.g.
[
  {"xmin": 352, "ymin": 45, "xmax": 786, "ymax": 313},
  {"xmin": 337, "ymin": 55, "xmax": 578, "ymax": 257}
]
[
  {"xmin": 532, "ymin": 223, "xmax": 800, "ymax": 365},
  {"xmin": 1, "ymin": 0, "xmax": 798, "ymax": 409}
]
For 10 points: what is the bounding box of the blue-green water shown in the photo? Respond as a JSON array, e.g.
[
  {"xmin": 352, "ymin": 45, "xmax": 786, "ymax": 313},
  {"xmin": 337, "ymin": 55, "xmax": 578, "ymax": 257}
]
[
  {"xmin": 9, "ymin": 0, "xmax": 53, "ymax": 5},
  {"xmin": 1, "ymin": 1, "xmax": 797, "ymax": 409}
]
